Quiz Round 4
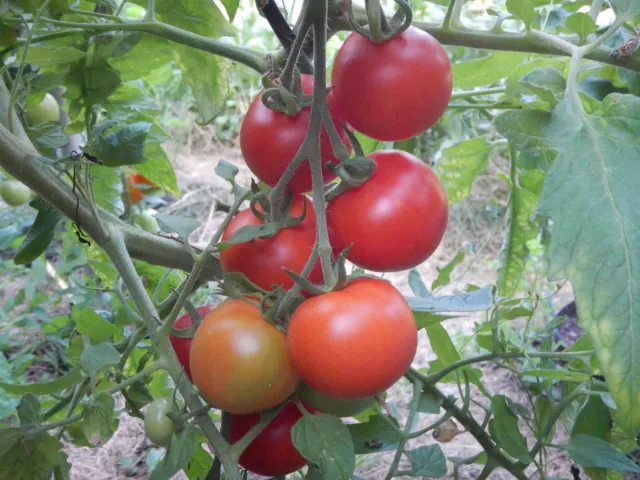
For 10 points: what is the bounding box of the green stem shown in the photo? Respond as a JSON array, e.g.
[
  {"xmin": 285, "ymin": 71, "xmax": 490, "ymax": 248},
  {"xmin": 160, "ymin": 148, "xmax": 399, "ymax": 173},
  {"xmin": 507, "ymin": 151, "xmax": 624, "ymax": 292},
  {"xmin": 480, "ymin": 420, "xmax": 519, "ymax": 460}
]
[
  {"xmin": 583, "ymin": 11, "xmax": 632, "ymax": 54},
  {"xmin": 67, "ymin": 8, "xmax": 122, "ymax": 21},
  {"xmin": 384, "ymin": 380, "xmax": 422, "ymax": 480},
  {"xmin": 28, "ymin": 18, "xmax": 265, "ymax": 73},
  {"xmin": 28, "ymin": 413, "xmax": 84, "ymax": 436},
  {"xmin": 442, "ymin": 0, "xmax": 462, "ymax": 30},
  {"xmin": 450, "ymin": 87, "xmax": 506, "ymax": 100},
  {"xmin": 447, "ymin": 103, "xmax": 520, "ymax": 110},
  {"xmin": 589, "ymin": 0, "xmax": 604, "ymax": 21},
  {"xmin": 227, "ymin": 405, "xmax": 283, "ymax": 460},
  {"xmin": 146, "ymin": 0, "xmax": 155, "ymax": 21},
  {"xmin": 104, "ymin": 359, "xmax": 167, "ymax": 396}
]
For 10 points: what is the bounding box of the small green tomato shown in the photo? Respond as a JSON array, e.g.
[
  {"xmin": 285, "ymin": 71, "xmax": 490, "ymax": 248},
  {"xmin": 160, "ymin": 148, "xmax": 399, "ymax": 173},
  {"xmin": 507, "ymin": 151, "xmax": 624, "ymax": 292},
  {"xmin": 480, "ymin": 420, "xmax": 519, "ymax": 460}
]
[
  {"xmin": 135, "ymin": 210, "xmax": 159, "ymax": 233},
  {"xmin": 0, "ymin": 180, "xmax": 32, "ymax": 206},
  {"xmin": 25, "ymin": 93, "xmax": 60, "ymax": 125},
  {"xmin": 144, "ymin": 398, "xmax": 177, "ymax": 446}
]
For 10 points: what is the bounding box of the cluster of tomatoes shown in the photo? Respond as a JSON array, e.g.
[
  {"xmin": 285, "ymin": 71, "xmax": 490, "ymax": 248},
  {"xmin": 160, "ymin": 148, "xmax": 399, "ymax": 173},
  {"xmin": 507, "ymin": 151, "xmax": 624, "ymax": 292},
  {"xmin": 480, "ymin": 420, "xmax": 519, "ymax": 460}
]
[{"xmin": 158, "ymin": 27, "xmax": 452, "ymax": 477}]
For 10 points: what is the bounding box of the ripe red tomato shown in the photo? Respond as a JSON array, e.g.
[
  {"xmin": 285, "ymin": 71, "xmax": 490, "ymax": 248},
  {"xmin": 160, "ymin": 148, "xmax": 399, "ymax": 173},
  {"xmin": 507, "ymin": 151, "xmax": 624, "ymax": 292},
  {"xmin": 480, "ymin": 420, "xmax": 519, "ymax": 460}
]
[
  {"xmin": 331, "ymin": 26, "xmax": 452, "ymax": 141},
  {"xmin": 239, "ymin": 74, "xmax": 352, "ymax": 193},
  {"xmin": 190, "ymin": 299, "xmax": 299, "ymax": 414},
  {"xmin": 287, "ymin": 278, "xmax": 417, "ymax": 399},
  {"xmin": 220, "ymin": 195, "xmax": 322, "ymax": 291},
  {"xmin": 229, "ymin": 401, "xmax": 316, "ymax": 476},
  {"xmin": 126, "ymin": 172, "xmax": 156, "ymax": 204},
  {"xmin": 169, "ymin": 306, "xmax": 212, "ymax": 381},
  {"xmin": 327, "ymin": 150, "xmax": 448, "ymax": 272}
]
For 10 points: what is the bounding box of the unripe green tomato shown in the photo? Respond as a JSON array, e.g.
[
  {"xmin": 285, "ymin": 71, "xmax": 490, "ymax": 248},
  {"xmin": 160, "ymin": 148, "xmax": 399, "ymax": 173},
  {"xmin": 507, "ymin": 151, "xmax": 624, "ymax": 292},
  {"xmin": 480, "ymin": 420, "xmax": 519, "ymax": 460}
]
[
  {"xmin": 0, "ymin": 180, "xmax": 32, "ymax": 206},
  {"xmin": 298, "ymin": 383, "xmax": 375, "ymax": 417},
  {"xmin": 25, "ymin": 93, "xmax": 60, "ymax": 125},
  {"xmin": 135, "ymin": 210, "xmax": 159, "ymax": 233},
  {"xmin": 144, "ymin": 398, "xmax": 177, "ymax": 446},
  {"xmin": 121, "ymin": 3, "xmax": 146, "ymax": 20}
]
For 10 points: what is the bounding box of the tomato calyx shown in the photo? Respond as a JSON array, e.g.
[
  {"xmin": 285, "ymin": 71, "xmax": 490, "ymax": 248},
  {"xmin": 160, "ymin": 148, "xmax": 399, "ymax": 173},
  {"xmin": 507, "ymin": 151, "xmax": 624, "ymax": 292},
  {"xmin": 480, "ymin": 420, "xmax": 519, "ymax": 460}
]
[
  {"xmin": 346, "ymin": 0, "xmax": 413, "ymax": 43},
  {"xmin": 261, "ymin": 73, "xmax": 313, "ymax": 116},
  {"xmin": 325, "ymin": 129, "xmax": 376, "ymax": 200}
]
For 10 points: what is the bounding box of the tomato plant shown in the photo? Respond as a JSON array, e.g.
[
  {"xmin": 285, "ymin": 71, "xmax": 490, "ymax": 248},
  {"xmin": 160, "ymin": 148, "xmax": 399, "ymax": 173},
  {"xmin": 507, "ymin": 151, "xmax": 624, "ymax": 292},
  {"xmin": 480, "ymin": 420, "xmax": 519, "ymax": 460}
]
[
  {"xmin": 24, "ymin": 92, "xmax": 60, "ymax": 125},
  {"xmin": 228, "ymin": 401, "xmax": 316, "ymax": 476},
  {"xmin": 220, "ymin": 195, "xmax": 322, "ymax": 291},
  {"xmin": 297, "ymin": 383, "xmax": 374, "ymax": 417},
  {"xmin": 144, "ymin": 397, "xmax": 177, "ymax": 447},
  {"xmin": 189, "ymin": 299, "xmax": 299, "ymax": 414},
  {"xmin": 169, "ymin": 306, "xmax": 212, "ymax": 381},
  {"xmin": 287, "ymin": 278, "xmax": 417, "ymax": 399},
  {"xmin": 239, "ymin": 74, "xmax": 352, "ymax": 193},
  {"xmin": 327, "ymin": 150, "xmax": 448, "ymax": 272},
  {"xmin": 0, "ymin": 180, "xmax": 31, "ymax": 206},
  {"xmin": 331, "ymin": 26, "xmax": 452, "ymax": 141}
]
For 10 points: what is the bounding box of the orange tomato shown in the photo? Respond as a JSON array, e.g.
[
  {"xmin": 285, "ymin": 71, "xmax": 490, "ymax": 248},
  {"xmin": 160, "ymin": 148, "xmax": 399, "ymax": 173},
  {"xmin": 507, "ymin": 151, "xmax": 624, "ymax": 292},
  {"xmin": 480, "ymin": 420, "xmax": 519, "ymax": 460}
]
[
  {"xmin": 190, "ymin": 299, "xmax": 299, "ymax": 414},
  {"xmin": 126, "ymin": 173, "xmax": 156, "ymax": 204}
]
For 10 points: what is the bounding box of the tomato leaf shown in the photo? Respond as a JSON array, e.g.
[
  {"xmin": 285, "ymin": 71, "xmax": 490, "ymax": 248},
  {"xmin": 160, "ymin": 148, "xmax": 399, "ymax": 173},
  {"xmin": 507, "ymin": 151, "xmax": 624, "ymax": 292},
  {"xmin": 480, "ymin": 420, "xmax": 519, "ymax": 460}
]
[
  {"xmin": 84, "ymin": 59, "xmax": 122, "ymax": 106},
  {"xmin": 292, "ymin": 414, "xmax": 355, "ymax": 480},
  {"xmin": 564, "ymin": 13, "xmax": 596, "ymax": 44},
  {"xmin": 417, "ymin": 390, "xmax": 442, "ymax": 414},
  {"xmin": 17, "ymin": 393, "xmax": 40, "ymax": 427},
  {"xmin": 432, "ymin": 253, "xmax": 465, "ymax": 290},
  {"xmin": 216, "ymin": 224, "xmax": 279, "ymax": 250},
  {"xmin": 609, "ymin": 0, "xmax": 640, "ymax": 16},
  {"xmin": 522, "ymin": 369, "xmax": 591, "ymax": 383},
  {"xmin": 408, "ymin": 269, "xmax": 430, "ymax": 297},
  {"xmin": 572, "ymin": 395, "xmax": 612, "ymax": 479},
  {"xmin": 73, "ymin": 307, "xmax": 117, "ymax": 342},
  {"xmin": 214, "ymin": 159, "xmax": 239, "ymax": 183},
  {"xmin": 14, "ymin": 197, "xmax": 63, "ymax": 265},
  {"xmin": 155, "ymin": 214, "xmax": 200, "ymax": 244},
  {"xmin": 435, "ymin": 138, "xmax": 491, "ymax": 204},
  {"xmin": 0, "ymin": 366, "xmax": 83, "ymax": 395},
  {"xmin": 28, "ymin": 121, "xmax": 68, "ymax": 151},
  {"xmin": 89, "ymin": 165, "xmax": 124, "ymax": 215},
  {"xmin": 93, "ymin": 122, "xmax": 151, "ymax": 167},
  {"xmin": 0, "ymin": 430, "xmax": 64, "ymax": 480},
  {"xmin": 404, "ymin": 445, "xmax": 447, "ymax": 478},
  {"xmin": 79, "ymin": 343, "xmax": 120, "ymax": 378},
  {"xmin": 495, "ymin": 110, "xmax": 556, "ymax": 166},
  {"xmin": 82, "ymin": 394, "xmax": 116, "ymax": 446},
  {"xmin": 506, "ymin": 0, "xmax": 537, "ymax": 27},
  {"xmin": 347, "ymin": 415, "xmax": 402, "ymax": 455},
  {"xmin": 149, "ymin": 429, "xmax": 199, "ymax": 480},
  {"xmin": 518, "ymin": 67, "xmax": 566, "ymax": 111},
  {"xmin": 406, "ymin": 286, "xmax": 493, "ymax": 313},
  {"xmin": 560, "ymin": 435, "xmax": 640, "ymax": 472},
  {"xmin": 182, "ymin": 437, "xmax": 212, "ymax": 480},
  {"xmin": 536, "ymin": 95, "xmax": 640, "ymax": 435},
  {"xmin": 497, "ymin": 168, "xmax": 544, "ymax": 296},
  {"xmin": 220, "ymin": 0, "xmax": 240, "ymax": 20},
  {"xmin": 16, "ymin": 45, "xmax": 86, "ymax": 66},
  {"xmin": 452, "ymin": 52, "xmax": 527, "ymax": 88},
  {"xmin": 490, "ymin": 395, "xmax": 531, "ymax": 463}
]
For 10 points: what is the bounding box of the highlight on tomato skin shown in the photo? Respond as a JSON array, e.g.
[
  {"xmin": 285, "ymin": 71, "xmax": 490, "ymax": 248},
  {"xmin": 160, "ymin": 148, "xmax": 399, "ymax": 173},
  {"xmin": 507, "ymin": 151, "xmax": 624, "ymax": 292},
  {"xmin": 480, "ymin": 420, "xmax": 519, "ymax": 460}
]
[
  {"xmin": 287, "ymin": 278, "xmax": 418, "ymax": 400},
  {"xmin": 189, "ymin": 298, "xmax": 300, "ymax": 414},
  {"xmin": 327, "ymin": 149, "xmax": 448, "ymax": 272},
  {"xmin": 331, "ymin": 25, "xmax": 453, "ymax": 142},
  {"xmin": 228, "ymin": 401, "xmax": 318, "ymax": 477}
]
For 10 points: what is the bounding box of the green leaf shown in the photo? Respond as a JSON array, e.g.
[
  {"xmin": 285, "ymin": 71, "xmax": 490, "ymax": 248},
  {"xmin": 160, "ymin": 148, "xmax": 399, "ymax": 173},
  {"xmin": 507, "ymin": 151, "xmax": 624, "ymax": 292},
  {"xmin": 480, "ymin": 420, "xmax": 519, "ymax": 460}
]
[
  {"xmin": 80, "ymin": 343, "xmax": 120, "ymax": 377},
  {"xmin": 183, "ymin": 438, "xmax": 212, "ymax": 480},
  {"xmin": 432, "ymin": 253, "xmax": 465, "ymax": 290},
  {"xmin": 435, "ymin": 138, "xmax": 491, "ymax": 204},
  {"xmin": 220, "ymin": 0, "xmax": 240, "ymax": 20},
  {"xmin": 292, "ymin": 414, "xmax": 355, "ymax": 480},
  {"xmin": 214, "ymin": 159, "xmax": 239, "ymax": 183},
  {"xmin": 565, "ymin": 13, "xmax": 597, "ymax": 44},
  {"xmin": 109, "ymin": 35, "xmax": 174, "ymax": 81},
  {"xmin": 82, "ymin": 394, "xmax": 116, "ymax": 446},
  {"xmin": 17, "ymin": 45, "xmax": 86, "ymax": 66},
  {"xmin": 572, "ymin": 396, "xmax": 612, "ymax": 479},
  {"xmin": 426, "ymin": 323, "xmax": 483, "ymax": 389},
  {"xmin": 406, "ymin": 286, "xmax": 493, "ymax": 313},
  {"xmin": 561, "ymin": 435, "xmax": 640, "ymax": 472},
  {"xmin": 522, "ymin": 369, "xmax": 591, "ymax": 383},
  {"xmin": 28, "ymin": 121, "xmax": 68, "ymax": 151},
  {"xmin": 150, "ymin": 429, "xmax": 200, "ymax": 480},
  {"xmin": 216, "ymin": 223, "xmax": 279, "ymax": 249},
  {"xmin": 533, "ymin": 396, "xmax": 555, "ymax": 442},
  {"xmin": 495, "ymin": 110, "xmax": 556, "ymax": 167},
  {"xmin": 135, "ymin": 127, "xmax": 179, "ymax": 197},
  {"xmin": 73, "ymin": 307, "xmax": 116, "ymax": 342},
  {"xmin": 417, "ymin": 390, "xmax": 442, "ymax": 414},
  {"xmin": 609, "ymin": 0, "xmax": 640, "ymax": 16},
  {"xmin": 452, "ymin": 52, "xmax": 527, "ymax": 88},
  {"xmin": 0, "ymin": 366, "xmax": 83, "ymax": 395},
  {"xmin": 14, "ymin": 198, "xmax": 63, "ymax": 265},
  {"xmin": 0, "ymin": 431, "xmax": 63, "ymax": 480},
  {"xmin": 89, "ymin": 165, "xmax": 124, "ymax": 215},
  {"xmin": 408, "ymin": 269, "xmax": 430, "ymax": 297},
  {"xmin": 84, "ymin": 59, "xmax": 121, "ymax": 106},
  {"xmin": 518, "ymin": 67, "xmax": 566, "ymax": 110},
  {"xmin": 354, "ymin": 132, "xmax": 383, "ymax": 155},
  {"xmin": 490, "ymin": 395, "xmax": 531, "ymax": 462},
  {"xmin": 348, "ymin": 415, "xmax": 402, "ymax": 455},
  {"xmin": 155, "ymin": 214, "xmax": 200, "ymax": 243},
  {"xmin": 93, "ymin": 122, "xmax": 151, "ymax": 166},
  {"xmin": 497, "ymin": 169, "xmax": 544, "ymax": 296},
  {"xmin": 536, "ymin": 95, "xmax": 640, "ymax": 435},
  {"xmin": 17, "ymin": 393, "xmax": 40, "ymax": 426},
  {"xmin": 413, "ymin": 312, "xmax": 459, "ymax": 330},
  {"xmin": 405, "ymin": 445, "xmax": 447, "ymax": 478},
  {"xmin": 506, "ymin": 0, "xmax": 537, "ymax": 27}
]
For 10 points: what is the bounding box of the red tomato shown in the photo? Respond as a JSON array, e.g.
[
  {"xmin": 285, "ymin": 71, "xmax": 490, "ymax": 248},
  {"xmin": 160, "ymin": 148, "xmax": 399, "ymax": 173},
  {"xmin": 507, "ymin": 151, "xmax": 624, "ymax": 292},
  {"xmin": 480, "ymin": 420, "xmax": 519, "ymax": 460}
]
[
  {"xmin": 126, "ymin": 173, "xmax": 156, "ymax": 204},
  {"xmin": 287, "ymin": 278, "xmax": 417, "ymax": 399},
  {"xmin": 190, "ymin": 299, "xmax": 299, "ymax": 414},
  {"xmin": 220, "ymin": 195, "xmax": 322, "ymax": 292},
  {"xmin": 229, "ymin": 401, "xmax": 316, "ymax": 477},
  {"xmin": 327, "ymin": 150, "xmax": 448, "ymax": 272},
  {"xmin": 169, "ymin": 306, "xmax": 212, "ymax": 381},
  {"xmin": 239, "ymin": 74, "xmax": 352, "ymax": 193},
  {"xmin": 331, "ymin": 26, "xmax": 452, "ymax": 141}
]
